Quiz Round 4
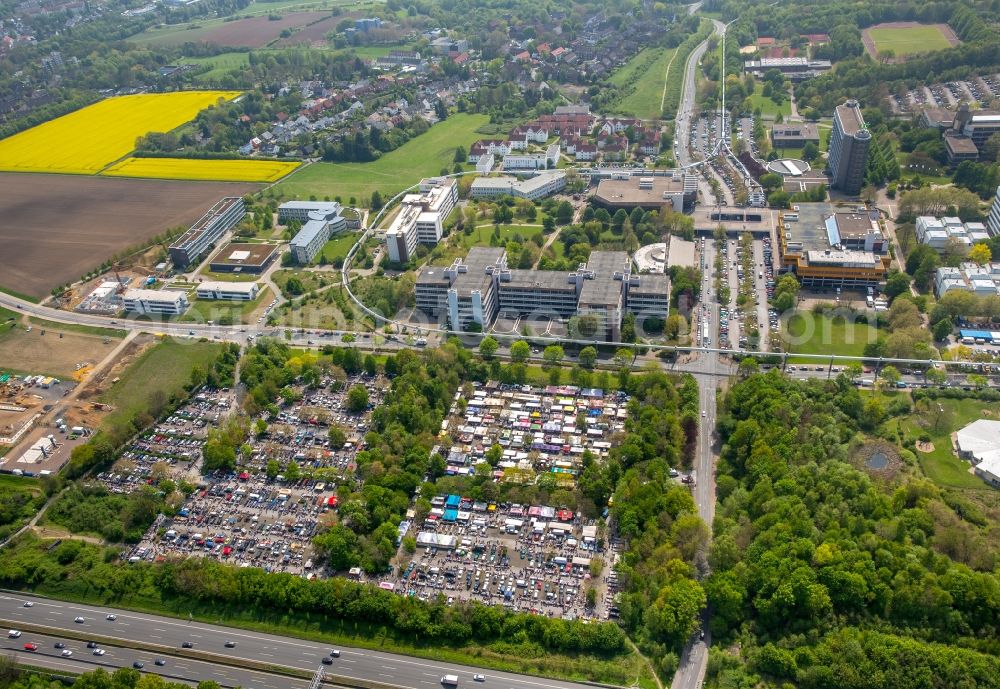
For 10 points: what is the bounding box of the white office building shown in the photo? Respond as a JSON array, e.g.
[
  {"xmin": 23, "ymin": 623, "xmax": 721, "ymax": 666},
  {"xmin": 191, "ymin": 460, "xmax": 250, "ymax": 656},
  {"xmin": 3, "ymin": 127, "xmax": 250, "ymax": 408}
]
[
  {"xmin": 384, "ymin": 178, "xmax": 458, "ymax": 263},
  {"xmin": 502, "ymin": 143, "xmax": 561, "ymax": 170},
  {"xmin": 956, "ymin": 419, "xmax": 1000, "ymax": 487},
  {"xmin": 934, "ymin": 263, "xmax": 1000, "ymax": 297},
  {"xmin": 168, "ymin": 197, "xmax": 246, "ymax": 268},
  {"xmin": 470, "ymin": 171, "xmax": 567, "ymax": 201},
  {"xmin": 278, "ymin": 201, "xmax": 343, "ymax": 224},
  {"xmin": 988, "ymin": 187, "xmax": 1000, "ymax": 238},
  {"xmin": 122, "ymin": 289, "xmax": 189, "ymax": 316},
  {"xmin": 196, "ymin": 281, "xmax": 260, "ymax": 301},
  {"xmin": 289, "ymin": 203, "xmax": 347, "ymax": 265},
  {"xmin": 916, "ymin": 215, "xmax": 992, "ymax": 251}
]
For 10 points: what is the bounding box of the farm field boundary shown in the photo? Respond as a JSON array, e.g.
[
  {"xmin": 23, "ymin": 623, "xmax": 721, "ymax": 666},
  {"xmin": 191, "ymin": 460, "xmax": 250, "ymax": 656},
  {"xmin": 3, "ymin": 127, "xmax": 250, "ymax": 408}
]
[{"xmin": 103, "ymin": 157, "xmax": 300, "ymax": 183}]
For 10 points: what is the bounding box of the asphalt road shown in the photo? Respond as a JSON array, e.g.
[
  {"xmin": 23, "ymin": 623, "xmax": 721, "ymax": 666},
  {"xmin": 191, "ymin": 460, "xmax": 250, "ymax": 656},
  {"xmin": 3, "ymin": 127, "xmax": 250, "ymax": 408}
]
[
  {"xmin": 1, "ymin": 630, "xmax": 307, "ymax": 689},
  {"xmin": 0, "ymin": 593, "xmax": 597, "ymax": 689}
]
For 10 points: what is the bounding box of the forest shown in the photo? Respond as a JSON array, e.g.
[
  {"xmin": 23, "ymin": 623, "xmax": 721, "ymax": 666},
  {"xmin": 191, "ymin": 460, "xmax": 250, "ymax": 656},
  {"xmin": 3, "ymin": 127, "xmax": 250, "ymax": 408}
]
[
  {"xmin": 0, "ymin": 664, "xmax": 220, "ymax": 689},
  {"xmin": 704, "ymin": 372, "xmax": 1000, "ymax": 688}
]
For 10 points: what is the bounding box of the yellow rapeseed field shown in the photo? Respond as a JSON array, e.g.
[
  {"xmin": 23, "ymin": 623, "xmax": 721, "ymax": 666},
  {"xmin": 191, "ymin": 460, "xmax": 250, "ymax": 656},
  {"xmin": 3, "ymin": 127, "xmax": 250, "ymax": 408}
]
[
  {"xmin": 0, "ymin": 91, "xmax": 241, "ymax": 175},
  {"xmin": 102, "ymin": 157, "xmax": 300, "ymax": 183}
]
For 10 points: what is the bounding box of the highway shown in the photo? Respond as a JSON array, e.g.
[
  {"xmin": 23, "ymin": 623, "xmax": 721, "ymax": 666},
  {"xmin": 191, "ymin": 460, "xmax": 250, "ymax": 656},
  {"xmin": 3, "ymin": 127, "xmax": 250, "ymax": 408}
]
[
  {"xmin": 1, "ymin": 630, "xmax": 308, "ymax": 689},
  {"xmin": 0, "ymin": 593, "xmax": 597, "ymax": 689}
]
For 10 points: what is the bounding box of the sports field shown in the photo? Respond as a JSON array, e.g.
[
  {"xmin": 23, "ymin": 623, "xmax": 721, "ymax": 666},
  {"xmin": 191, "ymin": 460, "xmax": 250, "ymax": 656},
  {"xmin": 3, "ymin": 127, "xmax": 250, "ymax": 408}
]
[
  {"xmin": 862, "ymin": 22, "xmax": 959, "ymax": 58},
  {"xmin": 0, "ymin": 92, "xmax": 240, "ymax": 175},
  {"xmin": 103, "ymin": 157, "xmax": 299, "ymax": 183},
  {"xmin": 274, "ymin": 113, "xmax": 488, "ymax": 202}
]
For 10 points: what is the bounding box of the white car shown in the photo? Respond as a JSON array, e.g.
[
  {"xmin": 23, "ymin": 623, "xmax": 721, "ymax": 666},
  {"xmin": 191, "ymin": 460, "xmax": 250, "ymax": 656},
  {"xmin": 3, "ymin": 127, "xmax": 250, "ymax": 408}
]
[
  {"xmin": 74, "ymin": 617, "xmax": 85, "ymax": 623},
  {"xmin": 93, "ymin": 649, "xmax": 106, "ymax": 656},
  {"xmin": 61, "ymin": 650, "xmax": 73, "ymax": 657},
  {"xmin": 8, "ymin": 630, "xmax": 21, "ymax": 638},
  {"xmin": 701, "ymin": 410, "xmax": 706, "ymax": 417},
  {"xmin": 473, "ymin": 675, "xmax": 485, "ymax": 682},
  {"xmin": 106, "ymin": 614, "xmax": 117, "ymax": 621},
  {"xmin": 22, "ymin": 602, "xmax": 33, "ymax": 608}
]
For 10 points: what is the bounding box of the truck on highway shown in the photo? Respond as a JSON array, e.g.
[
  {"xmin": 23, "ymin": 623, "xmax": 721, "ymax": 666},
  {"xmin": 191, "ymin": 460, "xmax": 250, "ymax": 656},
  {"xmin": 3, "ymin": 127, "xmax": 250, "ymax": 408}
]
[{"xmin": 441, "ymin": 676, "xmax": 459, "ymax": 686}]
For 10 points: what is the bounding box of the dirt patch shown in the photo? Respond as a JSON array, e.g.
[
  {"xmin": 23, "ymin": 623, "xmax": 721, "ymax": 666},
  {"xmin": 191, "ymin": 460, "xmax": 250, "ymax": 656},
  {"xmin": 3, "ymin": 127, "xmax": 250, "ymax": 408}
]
[
  {"xmin": 915, "ymin": 440, "xmax": 935, "ymax": 453},
  {"xmin": 275, "ymin": 14, "xmax": 341, "ymax": 46},
  {"xmin": 0, "ymin": 327, "xmax": 120, "ymax": 379},
  {"xmin": 861, "ymin": 22, "xmax": 960, "ymax": 61},
  {"xmin": 0, "ymin": 173, "xmax": 259, "ymax": 299},
  {"xmin": 156, "ymin": 12, "xmax": 328, "ymax": 47}
]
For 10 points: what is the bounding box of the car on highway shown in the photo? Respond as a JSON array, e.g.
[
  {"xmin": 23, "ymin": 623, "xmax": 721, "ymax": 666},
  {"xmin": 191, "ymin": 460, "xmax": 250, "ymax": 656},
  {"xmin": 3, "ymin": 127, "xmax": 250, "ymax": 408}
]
[
  {"xmin": 22, "ymin": 602, "xmax": 33, "ymax": 608},
  {"xmin": 155, "ymin": 659, "xmax": 166, "ymax": 666},
  {"xmin": 329, "ymin": 650, "xmax": 341, "ymax": 657},
  {"xmin": 87, "ymin": 642, "xmax": 99, "ymax": 648},
  {"xmin": 181, "ymin": 642, "xmax": 193, "ymax": 648},
  {"xmin": 54, "ymin": 643, "xmax": 66, "ymax": 649},
  {"xmin": 23, "ymin": 643, "xmax": 38, "ymax": 652},
  {"xmin": 74, "ymin": 616, "xmax": 85, "ymax": 623},
  {"xmin": 133, "ymin": 661, "xmax": 144, "ymax": 669},
  {"xmin": 473, "ymin": 675, "xmax": 486, "ymax": 682},
  {"xmin": 93, "ymin": 649, "xmax": 106, "ymax": 656},
  {"xmin": 106, "ymin": 614, "xmax": 117, "ymax": 621},
  {"xmin": 224, "ymin": 641, "xmax": 236, "ymax": 648},
  {"xmin": 61, "ymin": 650, "xmax": 73, "ymax": 657},
  {"xmin": 321, "ymin": 657, "xmax": 333, "ymax": 665},
  {"xmin": 8, "ymin": 630, "xmax": 21, "ymax": 638}
]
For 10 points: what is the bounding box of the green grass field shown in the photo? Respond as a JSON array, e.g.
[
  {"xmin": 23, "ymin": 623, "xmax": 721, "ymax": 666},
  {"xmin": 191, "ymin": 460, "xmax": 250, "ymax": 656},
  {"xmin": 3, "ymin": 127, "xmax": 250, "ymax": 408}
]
[
  {"xmin": 274, "ymin": 113, "xmax": 488, "ymax": 203},
  {"xmin": 897, "ymin": 398, "xmax": 995, "ymax": 490},
  {"xmin": 868, "ymin": 25, "xmax": 953, "ymax": 57},
  {"xmin": 615, "ymin": 48, "xmax": 677, "ymax": 119},
  {"xmin": 783, "ymin": 311, "xmax": 879, "ymax": 362},
  {"xmin": 186, "ymin": 52, "xmax": 251, "ymax": 81},
  {"xmin": 99, "ymin": 339, "xmax": 224, "ymax": 428},
  {"xmin": 459, "ymin": 224, "xmax": 544, "ymax": 249},
  {"xmin": 609, "ymin": 47, "xmax": 663, "ymax": 87},
  {"xmin": 313, "ymin": 231, "xmax": 360, "ymax": 265},
  {"xmin": 748, "ymin": 82, "xmax": 792, "ymax": 119}
]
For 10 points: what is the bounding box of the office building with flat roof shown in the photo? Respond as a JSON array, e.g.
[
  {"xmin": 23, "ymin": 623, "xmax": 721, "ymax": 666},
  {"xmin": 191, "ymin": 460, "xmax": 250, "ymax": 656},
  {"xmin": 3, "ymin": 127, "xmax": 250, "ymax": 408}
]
[
  {"xmin": 828, "ymin": 100, "xmax": 871, "ymax": 196},
  {"xmin": 278, "ymin": 201, "xmax": 343, "ymax": 224},
  {"xmin": 771, "ymin": 123, "xmax": 819, "ymax": 148},
  {"xmin": 208, "ymin": 242, "xmax": 279, "ymax": 274},
  {"xmin": 777, "ymin": 204, "xmax": 890, "ymax": 288},
  {"xmin": 577, "ymin": 251, "xmax": 628, "ymax": 341},
  {"xmin": 935, "ymin": 263, "xmax": 1000, "ymax": 297},
  {"xmin": 384, "ymin": 178, "xmax": 458, "ymax": 263},
  {"xmin": 290, "ymin": 204, "xmax": 347, "ymax": 265},
  {"xmin": 470, "ymin": 171, "xmax": 567, "ymax": 201},
  {"xmin": 916, "ymin": 215, "xmax": 991, "ymax": 251},
  {"xmin": 626, "ymin": 273, "xmax": 670, "ymax": 323},
  {"xmin": 988, "ymin": 188, "xmax": 1000, "ymax": 238},
  {"xmin": 415, "ymin": 247, "xmax": 668, "ymax": 340},
  {"xmin": 122, "ymin": 289, "xmax": 189, "ymax": 316},
  {"xmin": 498, "ymin": 269, "xmax": 581, "ymax": 318},
  {"xmin": 169, "ymin": 197, "xmax": 246, "ymax": 268},
  {"xmin": 743, "ymin": 56, "xmax": 831, "ymax": 80},
  {"xmin": 592, "ymin": 174, "xmax": 697, "ymax": 213},
  {"xmin": 195, "ymin": 281, "xmax": 260, "ymax": 301}
]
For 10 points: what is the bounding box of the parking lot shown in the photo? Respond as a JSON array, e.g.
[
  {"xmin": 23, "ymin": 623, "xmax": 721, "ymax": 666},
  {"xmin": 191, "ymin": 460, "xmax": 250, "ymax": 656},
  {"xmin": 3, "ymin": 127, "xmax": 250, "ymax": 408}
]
[
  {"xmin": 890, "ymin": 74, "xmax": 1000, "ymax": 113},
  {"xmin": 124, "ymin": 374, "xmax": 386, "ymax": 574},
  {"xmin": 394, "ymin": 501, "xmax": 617, "ymax": 621}
]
